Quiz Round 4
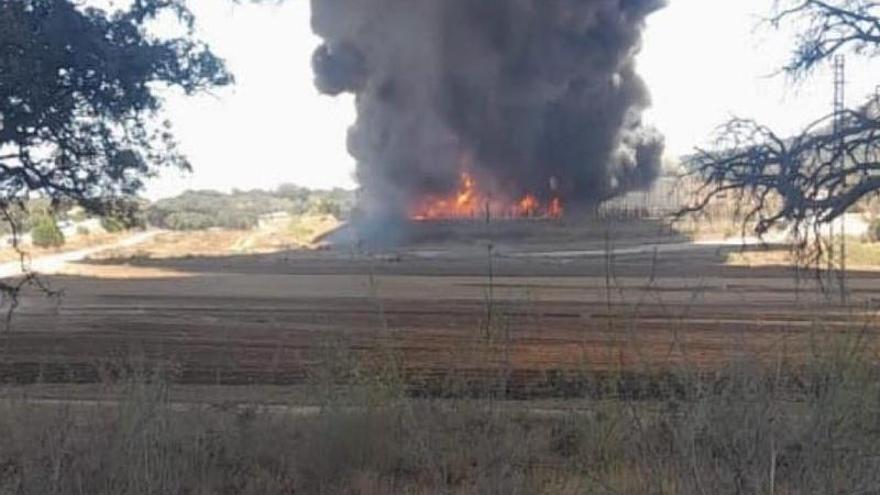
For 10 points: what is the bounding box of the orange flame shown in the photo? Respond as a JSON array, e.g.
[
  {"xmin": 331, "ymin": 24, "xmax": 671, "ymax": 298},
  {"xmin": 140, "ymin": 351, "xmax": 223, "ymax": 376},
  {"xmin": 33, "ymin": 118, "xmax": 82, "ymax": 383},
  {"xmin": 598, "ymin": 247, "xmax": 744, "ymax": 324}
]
[
  {"xmin": 412, "ymin": 172, "xmax": 481, "ymax": 220},
  {"xmin": 517, "ymin": 194, "xmax": 539, "ymax": 217},
  {"xmin": 455, "ymin": 172, "xmax": 478, "ymax": 212},
  {"xmin": 411, "ymin": 172, "xmax": 563, "ymax": 221}
]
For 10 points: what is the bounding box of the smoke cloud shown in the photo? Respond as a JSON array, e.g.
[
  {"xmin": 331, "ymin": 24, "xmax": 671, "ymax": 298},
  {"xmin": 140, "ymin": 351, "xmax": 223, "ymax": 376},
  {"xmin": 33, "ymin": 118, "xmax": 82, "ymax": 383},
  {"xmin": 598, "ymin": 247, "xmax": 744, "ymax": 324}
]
[{"xmin": 311, "ymin": 0, "xmax": 666, "ymax": 221}]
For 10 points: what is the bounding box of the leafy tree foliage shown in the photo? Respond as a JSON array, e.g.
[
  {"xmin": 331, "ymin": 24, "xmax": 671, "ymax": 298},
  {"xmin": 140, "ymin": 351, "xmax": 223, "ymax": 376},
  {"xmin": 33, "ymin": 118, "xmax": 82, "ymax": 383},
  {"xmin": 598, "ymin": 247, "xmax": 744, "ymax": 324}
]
[
  {"xmin": 0, "ymin": 0, "xmax": 231, "ymax": 220},
  {"xmin": 686, "ymin": 0, "xmax": 880, "ymax": 233},
  {"xmin": 97, "ymin": 197, "xmax": 148, "ymax": 231},
  {"xmin": 148, "ymin": 187, "xmax": 355, "ymax": 231}
]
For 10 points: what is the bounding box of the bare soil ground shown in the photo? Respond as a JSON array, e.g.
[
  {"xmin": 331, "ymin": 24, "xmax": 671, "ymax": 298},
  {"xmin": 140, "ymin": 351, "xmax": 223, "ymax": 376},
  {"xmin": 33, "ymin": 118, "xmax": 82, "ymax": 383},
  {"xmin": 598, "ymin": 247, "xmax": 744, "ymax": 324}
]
[
  {"xmin": 1, "ymin": 218, "xmax": 878, "ymax": 397},
  {"xmin": 92, "ymin": 214, "xmax": 339, "ymax": 260}
]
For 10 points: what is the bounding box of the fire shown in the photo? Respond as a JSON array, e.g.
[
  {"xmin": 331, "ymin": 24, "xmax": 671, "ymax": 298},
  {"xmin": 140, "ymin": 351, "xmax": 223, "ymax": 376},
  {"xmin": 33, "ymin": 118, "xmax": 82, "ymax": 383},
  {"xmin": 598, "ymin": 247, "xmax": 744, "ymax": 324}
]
[
  {"xmin": 455, "ymin": 172, "xmax": 478, "ymax": 212},
  {"xmin": 548, "ymin": 197, "xmax": 563, "ymax": 218},
  {"xmin": 411, "ymin": 172, "xmax": 564, "ymax": 221},
  {"xmin": 517, "ymin": 194, "xmax": 539, "ymax": 217},
  {"xmin": 411, "ymin": 172, "xmax": 480, "ymax": 220}
]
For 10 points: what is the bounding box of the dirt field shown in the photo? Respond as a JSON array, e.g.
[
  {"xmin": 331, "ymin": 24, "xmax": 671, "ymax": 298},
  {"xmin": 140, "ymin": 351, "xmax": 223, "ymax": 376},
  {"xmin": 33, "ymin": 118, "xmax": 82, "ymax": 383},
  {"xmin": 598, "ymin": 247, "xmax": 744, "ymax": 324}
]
[{"xmin": 1, "ymin": 218, "xmax": 878, "ymax": 396}]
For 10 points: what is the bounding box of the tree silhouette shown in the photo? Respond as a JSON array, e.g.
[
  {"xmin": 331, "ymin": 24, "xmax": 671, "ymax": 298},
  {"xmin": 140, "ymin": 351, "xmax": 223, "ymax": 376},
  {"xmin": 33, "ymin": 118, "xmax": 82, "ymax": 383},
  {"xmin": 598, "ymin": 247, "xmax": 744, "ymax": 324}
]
[
  {"xmin": 0, "ymin": 0, "xmax": 230, "ymax": 219},
  {"xmin": 685, "ymin": 1, "xmax": 880, "ymax": 234},
  {"xmin": 0, "ymin": 0, "xmax": 230, "ymax": 309},
  {"xmin": 776, "ymin": 0, "xmax": 880, "ymax": 76}
]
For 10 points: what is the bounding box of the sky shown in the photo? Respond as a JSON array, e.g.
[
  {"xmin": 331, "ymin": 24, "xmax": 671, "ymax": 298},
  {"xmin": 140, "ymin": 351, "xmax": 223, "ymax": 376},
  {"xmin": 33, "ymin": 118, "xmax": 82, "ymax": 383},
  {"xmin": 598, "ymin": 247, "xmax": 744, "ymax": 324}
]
[{"xmin": 145, "ymin": 0, "xmax": 880, "ymax": 199}]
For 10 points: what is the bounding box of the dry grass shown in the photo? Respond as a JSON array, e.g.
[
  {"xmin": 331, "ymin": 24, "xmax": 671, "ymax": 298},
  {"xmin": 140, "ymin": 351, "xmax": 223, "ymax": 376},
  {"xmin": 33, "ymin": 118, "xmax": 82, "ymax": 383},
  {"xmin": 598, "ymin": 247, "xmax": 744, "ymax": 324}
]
[
  {"xmin": 841, "ymin": 241, "xmax": 880, "ymax": 267},
  {"xmin": 4, "ymin": 216, "xmax": 880, "ymax": 493},
  {"xmin": 675, "ymin": 216, "xmax": 746, "ymax": 241},
  {"xmin": 2, "ymin": 331, "xmax": 880, "ymax": 494},
  {"xmin": 91, "ymin": 214, "xmax": 340, "ymax": 261},
  {"xmin": 0, "ymin": 232, "xmax": 126, "ymax": 263},
  {"xmin": 728, "ymin": 240, "xmax": 880, "ymax": 270}
]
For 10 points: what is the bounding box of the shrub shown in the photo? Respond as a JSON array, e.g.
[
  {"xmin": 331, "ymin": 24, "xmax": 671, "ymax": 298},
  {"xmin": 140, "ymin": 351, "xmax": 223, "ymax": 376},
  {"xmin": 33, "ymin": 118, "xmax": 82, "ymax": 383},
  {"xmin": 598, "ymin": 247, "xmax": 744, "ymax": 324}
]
[
  {"xmin": 215, "ymin": 210, "xmax": 258, "ymax": 230},
  {"xmin": 101, "ymin": 217, "xmax": 127, "ymax": 233},
  {"xmin": 31, "ymin": 215, "xmax": 65, "ymax": 248},
  {"xmin": 309, "ymin": 198, "xmax": 342, "ymax": 218},
  {"xmin": 163, "ymin": 211, "xmax": 216, "ymax": 231}
]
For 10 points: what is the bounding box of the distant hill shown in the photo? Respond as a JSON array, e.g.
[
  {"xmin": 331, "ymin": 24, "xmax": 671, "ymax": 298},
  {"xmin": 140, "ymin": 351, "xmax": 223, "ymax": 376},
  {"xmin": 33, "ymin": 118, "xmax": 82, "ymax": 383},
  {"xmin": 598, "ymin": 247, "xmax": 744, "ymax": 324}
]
[{"xmin": 147, "ymin": 186, "xmax": 356, "ymax": 231}]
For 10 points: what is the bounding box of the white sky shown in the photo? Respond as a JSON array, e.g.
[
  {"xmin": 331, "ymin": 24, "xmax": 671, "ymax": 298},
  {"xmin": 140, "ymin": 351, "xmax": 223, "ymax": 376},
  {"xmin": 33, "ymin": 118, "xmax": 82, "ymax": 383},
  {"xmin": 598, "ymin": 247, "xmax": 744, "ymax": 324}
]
[{"xmin": 146, "ymin": 0, "xmax": 880, "ymax": 199}]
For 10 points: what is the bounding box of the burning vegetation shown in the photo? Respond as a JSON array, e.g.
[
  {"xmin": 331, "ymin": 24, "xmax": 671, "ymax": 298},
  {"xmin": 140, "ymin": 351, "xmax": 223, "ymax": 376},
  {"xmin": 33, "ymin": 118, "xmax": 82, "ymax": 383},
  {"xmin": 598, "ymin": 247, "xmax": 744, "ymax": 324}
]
[{"xmin": 311, "ymin": 0, "xmax": 665, "ymax": 231}]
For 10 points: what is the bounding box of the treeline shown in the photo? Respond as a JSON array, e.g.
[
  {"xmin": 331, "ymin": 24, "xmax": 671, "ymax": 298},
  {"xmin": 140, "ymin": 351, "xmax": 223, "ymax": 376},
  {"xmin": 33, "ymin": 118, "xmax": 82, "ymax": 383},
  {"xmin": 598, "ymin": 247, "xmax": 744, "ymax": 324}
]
[
  {"xmin": 147, "ymin": 186, "xmax": 355, "ymax": 231},
  {"xmin": 0, "ymin": 186, "xmax": 356, "ymax": 248}
]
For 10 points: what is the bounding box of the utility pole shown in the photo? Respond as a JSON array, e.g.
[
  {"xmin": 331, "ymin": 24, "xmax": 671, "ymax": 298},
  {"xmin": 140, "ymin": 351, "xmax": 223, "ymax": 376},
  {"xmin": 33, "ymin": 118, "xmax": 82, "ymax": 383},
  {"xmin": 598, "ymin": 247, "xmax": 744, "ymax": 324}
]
[{"xmin": 832, "ymin": 54, "xmax": 847, "ymax": 303}]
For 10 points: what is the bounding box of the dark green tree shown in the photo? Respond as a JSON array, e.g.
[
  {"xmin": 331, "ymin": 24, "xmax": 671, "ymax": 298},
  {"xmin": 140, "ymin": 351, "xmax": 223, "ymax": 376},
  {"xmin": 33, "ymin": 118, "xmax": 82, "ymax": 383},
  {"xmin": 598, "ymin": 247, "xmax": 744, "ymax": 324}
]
[
  {"xmin": 0, "ymin": 0, "xmax": 230, "ymax": 307},
  {"xmin": 0, "ymin": 0, "xmax": 231, "ymax": 220}
]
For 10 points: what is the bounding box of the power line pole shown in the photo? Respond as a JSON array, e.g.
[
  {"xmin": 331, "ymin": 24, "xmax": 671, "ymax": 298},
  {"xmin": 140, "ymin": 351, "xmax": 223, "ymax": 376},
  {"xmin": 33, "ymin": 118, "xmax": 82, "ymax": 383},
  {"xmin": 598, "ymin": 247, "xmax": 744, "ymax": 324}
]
[{"xmin": 832, "ymin": 54, "xmax": 847, "ymax": 303}]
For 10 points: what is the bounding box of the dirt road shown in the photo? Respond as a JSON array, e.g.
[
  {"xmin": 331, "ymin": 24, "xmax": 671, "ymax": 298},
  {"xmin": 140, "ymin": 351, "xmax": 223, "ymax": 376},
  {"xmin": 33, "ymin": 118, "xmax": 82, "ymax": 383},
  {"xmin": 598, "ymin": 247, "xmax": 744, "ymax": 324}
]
[{"xmin": 0, "ymin": 230, "xmax": 162, "ymax": 278}]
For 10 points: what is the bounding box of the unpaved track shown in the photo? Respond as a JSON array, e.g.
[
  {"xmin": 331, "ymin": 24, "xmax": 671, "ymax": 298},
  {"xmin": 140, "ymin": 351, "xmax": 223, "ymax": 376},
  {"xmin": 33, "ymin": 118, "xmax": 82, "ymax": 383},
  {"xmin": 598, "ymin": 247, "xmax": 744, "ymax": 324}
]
[{"xmin": 0, "ymin": 230, "xmax": 162, "ymax": 278}]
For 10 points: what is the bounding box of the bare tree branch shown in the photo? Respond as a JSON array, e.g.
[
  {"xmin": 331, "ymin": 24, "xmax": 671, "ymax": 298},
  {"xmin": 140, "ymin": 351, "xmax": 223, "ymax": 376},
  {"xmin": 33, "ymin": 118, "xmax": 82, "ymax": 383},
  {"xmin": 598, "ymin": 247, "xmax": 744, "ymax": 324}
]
[
  {"xmin": 772, "ymin": 0, "xmax": 880, "ymax": 75},
  {"xmin": 682, "ymin": 98, "xmax": 880, "ymax": 238}
]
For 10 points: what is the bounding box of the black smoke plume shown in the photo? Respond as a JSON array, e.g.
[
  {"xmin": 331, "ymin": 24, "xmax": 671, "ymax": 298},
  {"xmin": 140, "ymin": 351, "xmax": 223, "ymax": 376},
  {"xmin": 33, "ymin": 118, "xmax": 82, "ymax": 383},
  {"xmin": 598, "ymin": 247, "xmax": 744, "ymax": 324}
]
[{"xmin": 311, "ymin": 0, "xmax": 666, "ymax": 222}]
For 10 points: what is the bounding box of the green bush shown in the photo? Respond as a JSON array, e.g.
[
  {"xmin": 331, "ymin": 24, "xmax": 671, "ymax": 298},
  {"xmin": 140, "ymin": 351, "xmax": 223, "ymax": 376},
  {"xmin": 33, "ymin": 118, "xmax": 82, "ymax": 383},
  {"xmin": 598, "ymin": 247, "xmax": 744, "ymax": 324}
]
[
  {"xmin": 31, "ymin": 215, "xmax": 65, "ymax": 248},
  {"xmin": 101, "ymin": 216, "xmax": 127, "ymax": 233},
  {"xmin": 309, "ymin": 198, "xmax": 342, "ymax": 217},
  {"xmin": 163, "ymin": 211, "xmax": 216, "ymax": 231}
]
